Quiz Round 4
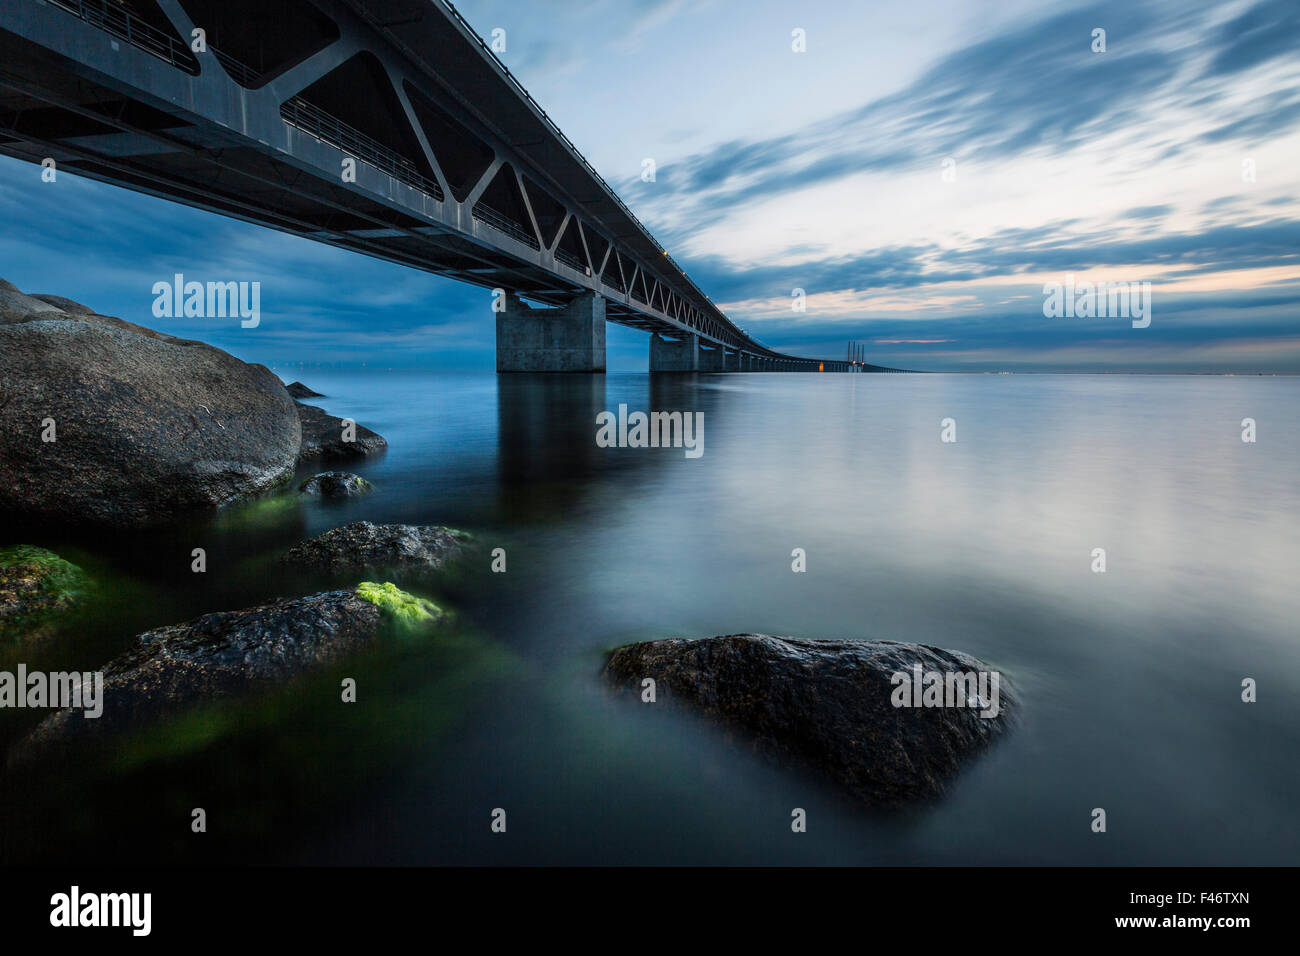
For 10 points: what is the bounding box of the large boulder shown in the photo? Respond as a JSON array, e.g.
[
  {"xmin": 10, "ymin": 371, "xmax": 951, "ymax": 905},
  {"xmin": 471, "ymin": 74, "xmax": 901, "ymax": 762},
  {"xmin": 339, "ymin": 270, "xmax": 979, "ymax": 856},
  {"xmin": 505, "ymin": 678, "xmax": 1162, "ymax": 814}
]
[
  {"xmin": 0, "ymin": 281, "xmax": 301, "ymax": 528},
  {"xmin": 283, "ymin": 521, "xmax": 471, "ymax": 572},
  {"xmin": 0, "ymin": 545, "xmax": 90, "ymax": 642},
  {"xmin": 603, "ymin": 635, "xmax": 1017, "ymax": 809},
  {"xmin": 13, "ymin": 583, "xmax": 441, "ymax": 756},
  {"xmin": 295, "ymin": 402, "xmax": 386, "ymax": 463}
]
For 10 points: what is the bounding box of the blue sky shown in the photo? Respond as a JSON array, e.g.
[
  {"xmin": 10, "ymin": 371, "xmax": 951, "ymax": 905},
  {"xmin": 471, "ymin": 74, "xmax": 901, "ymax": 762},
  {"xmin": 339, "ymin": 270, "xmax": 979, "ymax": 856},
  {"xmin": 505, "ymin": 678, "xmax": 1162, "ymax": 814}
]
[{"xmin": 1, "ymin": 0, "xmax": 1297, "ymax": 372}]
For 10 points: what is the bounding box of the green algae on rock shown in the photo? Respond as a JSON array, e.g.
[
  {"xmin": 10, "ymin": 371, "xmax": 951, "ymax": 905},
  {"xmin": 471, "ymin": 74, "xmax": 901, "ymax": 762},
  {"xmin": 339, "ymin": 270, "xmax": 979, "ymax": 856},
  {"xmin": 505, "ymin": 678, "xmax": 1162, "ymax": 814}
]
[
  {"xmin": 357, "ymin": 581, "xmax": 442, "ymax": 626},
  {"xmin": 0, "ymin": 545, "xmax": 90, "ymax": 641}
]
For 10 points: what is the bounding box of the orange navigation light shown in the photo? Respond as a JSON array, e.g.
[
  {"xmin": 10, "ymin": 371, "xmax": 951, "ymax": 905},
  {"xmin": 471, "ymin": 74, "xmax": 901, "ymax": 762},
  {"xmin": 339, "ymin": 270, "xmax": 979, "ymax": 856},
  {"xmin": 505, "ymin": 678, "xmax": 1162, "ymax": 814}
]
[{"xmin": 819, "ymin": 362, "xmax": 824, "ymax": 372}]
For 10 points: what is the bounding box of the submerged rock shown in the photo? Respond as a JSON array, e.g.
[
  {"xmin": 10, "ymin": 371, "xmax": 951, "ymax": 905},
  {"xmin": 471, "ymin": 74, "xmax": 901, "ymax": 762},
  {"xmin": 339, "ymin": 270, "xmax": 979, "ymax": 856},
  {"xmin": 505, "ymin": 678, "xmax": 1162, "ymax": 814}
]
[
  {"xmin": 295, "ymin": 402, "xmax": 387, "ymax": 464},
  {"xmin": 15, "ymin": 584, "xmax": 442, "ymax": 755},
  {"xmin": 285, "ymin": 381, "xmax": 324, "ymax": 399},
  {"xmin": 282, "ymin": 521, "xmax": 471, "ymax": 572},
  {"xmin": 603, "ymin": 634, "xmax": 1017, "ymax": 809},
  {"xmin": 0, "ymin": 545, "xmax": 90, "ymax": 641},
  {"xmin": 0, "ymin": 280, "xmax": 301, "ymax": 528},
  {"xmin": 298, "ymin": 471, "xmax": 373, "ymax": 498}
]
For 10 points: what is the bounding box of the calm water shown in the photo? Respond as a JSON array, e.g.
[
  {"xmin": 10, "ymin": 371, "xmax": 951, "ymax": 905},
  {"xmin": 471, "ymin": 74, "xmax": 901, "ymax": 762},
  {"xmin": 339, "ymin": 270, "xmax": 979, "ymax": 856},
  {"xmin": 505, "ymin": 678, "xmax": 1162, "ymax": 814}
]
[{"xmin": 3, "ymin": 371, "xmax": 1298, "ymax": 865}]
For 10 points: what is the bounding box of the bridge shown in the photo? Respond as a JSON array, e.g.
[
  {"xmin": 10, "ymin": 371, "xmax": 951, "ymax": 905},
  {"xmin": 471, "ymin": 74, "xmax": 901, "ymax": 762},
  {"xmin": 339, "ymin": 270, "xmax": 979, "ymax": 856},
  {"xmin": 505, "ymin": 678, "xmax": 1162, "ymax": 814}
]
[{"xmin": 0, "ymin": 0, "xmax": 892, "ymax": 373}]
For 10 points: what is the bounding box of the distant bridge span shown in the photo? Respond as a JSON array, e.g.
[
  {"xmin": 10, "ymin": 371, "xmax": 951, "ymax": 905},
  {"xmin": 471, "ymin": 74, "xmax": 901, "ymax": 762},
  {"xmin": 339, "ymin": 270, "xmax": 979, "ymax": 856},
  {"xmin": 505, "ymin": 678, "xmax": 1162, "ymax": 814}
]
[{"xmin": 0, "ymin": 0, "xmax": 897, "ymax": 372}]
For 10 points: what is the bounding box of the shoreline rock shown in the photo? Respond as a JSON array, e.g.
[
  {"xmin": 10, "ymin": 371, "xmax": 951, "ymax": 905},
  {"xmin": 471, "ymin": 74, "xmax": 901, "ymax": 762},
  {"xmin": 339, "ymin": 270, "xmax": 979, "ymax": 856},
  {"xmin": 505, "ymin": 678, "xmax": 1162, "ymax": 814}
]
[
  {"xmin": 0, "ymin": 280, "xmax": 301, "ymax": 528},
  {"xmin": 298, "ymin": 472, "xmax": 373, "ymax": 498},
  {"xmin": 603, "ymin": 634, "xmax": 1017, "ymax": 809},
  {"xmin": 12, "ymin": 583, "xmax": 442, "ymax": 757},
  {"xmin": 295, "ymin": 402, "xmax": 387, "ymax": 464},
  {"xmin": 285, "ymin": 381, "xmax": 324, "ymax": 399},
  {"xmin": 282, "ymin": 521, "xmax": 471, "ymax": 572}
]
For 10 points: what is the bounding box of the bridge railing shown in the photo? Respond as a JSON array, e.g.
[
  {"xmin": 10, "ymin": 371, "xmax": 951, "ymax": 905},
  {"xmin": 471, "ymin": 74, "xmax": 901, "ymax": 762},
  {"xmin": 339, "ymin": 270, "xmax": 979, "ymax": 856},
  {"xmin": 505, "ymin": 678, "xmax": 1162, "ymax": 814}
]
[
  {"xmin": 46, "ymin": 0, "xmax": 199, "ymax": 74},
  {"xmin": 470, "ymin": 202, "xmax": 540, "ymax": 250},
  {"xmin": 211, "ymin": 46, "xmax": 262, "ymax": 88},
  {"xmin": 279, "ymin": 95, "xmax": 445, "ymax": 202},
  {"xmin": 554, "ymin": 246, "xmax": 588, "ymax": 273}
]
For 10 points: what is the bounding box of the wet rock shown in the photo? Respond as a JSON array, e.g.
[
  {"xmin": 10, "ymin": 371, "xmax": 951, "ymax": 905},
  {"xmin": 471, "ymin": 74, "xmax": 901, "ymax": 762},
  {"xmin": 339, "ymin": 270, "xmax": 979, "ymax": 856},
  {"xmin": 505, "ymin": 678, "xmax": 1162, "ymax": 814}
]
[
  {"xmin": 14, "ymin": 584, "xmax": 441, "ymax": 755},
  {"xmin": 0, "ymin": 280, "xmax": 301, "ymax": 528},
  {"xmin": 603, "ymin": 634, "xmax": 1017, "ymax": 809},
  {"xmin": 285, "ymin": 381, "xmax": 324, "ymax": 399},
  {"xmin": 294, "ymin": 402, "xmax": 387, "ymax": 464},
  {"xmin": 282, "ymin": 521, "xmax": 471, "ymax": 572},
  {"xmin": 298, "ymin": 471, "xmax": 373, "ymax": 498},
  {"xmin": 0, "ymin": 546, "xmax": 90, "ymax": 641}
]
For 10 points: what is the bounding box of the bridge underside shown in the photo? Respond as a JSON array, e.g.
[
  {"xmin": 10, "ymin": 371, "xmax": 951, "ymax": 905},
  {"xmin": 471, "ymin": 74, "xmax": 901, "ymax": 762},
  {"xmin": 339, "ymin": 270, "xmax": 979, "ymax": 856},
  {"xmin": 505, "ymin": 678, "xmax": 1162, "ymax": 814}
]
[{"xmin": 0, "ymin": 0, "xmax": 867, "ymax": 372}]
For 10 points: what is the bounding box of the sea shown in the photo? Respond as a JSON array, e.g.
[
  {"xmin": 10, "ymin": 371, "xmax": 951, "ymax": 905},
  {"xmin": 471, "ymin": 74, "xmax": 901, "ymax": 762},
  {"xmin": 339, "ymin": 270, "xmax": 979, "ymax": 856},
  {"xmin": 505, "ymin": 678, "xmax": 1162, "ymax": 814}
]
[{"xmin": 3, "ymin": 370, "xmax": 1297, "ymax": 865}]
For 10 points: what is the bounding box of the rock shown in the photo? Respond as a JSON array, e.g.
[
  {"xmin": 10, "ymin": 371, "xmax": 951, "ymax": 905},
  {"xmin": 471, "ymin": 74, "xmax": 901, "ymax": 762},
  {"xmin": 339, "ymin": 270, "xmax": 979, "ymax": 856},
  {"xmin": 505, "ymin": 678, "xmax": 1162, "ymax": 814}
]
[
  {"xmin": 285, "ymin": 381, "xmax": 324, "ymax": 399},
  {"xmin": 30, "ymin": 294, "xmax": 94, "ymax": 314},
  {"xmin": 295, "ymin": 402, "xmax": 387, "ymax": 463},
  {"xmin": 283, "ymin": 521, "xmax": 471, "ymax": 572},
  {"xmin": 13, "ymin": 583, "xmax": 442, "ymax": 755},
  {"xmin": 0, "ymin": 284, "xmax": 65, "ymax": 320},
  {"xmin": 0, "ymin": 280, "xmax": 301, "ymax": 528},
  {"xmin": 298, "ymin": 471, "xmax": 373, "ymax": 498},
  {"xmin": 603, "ymin": 635, "xmax": 1017, "ymax": 809},
  {"xmin": 0, "ymin": 545, "xmax": 90, "ymax": 641}
]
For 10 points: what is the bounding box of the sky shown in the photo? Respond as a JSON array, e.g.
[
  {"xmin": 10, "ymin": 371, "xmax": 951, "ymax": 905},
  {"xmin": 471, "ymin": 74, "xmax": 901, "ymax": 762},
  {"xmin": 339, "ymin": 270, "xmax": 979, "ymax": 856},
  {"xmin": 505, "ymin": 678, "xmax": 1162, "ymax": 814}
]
[{"xmin": 0, "ymin": 0, "xmax": 1297, "ymax": 372}]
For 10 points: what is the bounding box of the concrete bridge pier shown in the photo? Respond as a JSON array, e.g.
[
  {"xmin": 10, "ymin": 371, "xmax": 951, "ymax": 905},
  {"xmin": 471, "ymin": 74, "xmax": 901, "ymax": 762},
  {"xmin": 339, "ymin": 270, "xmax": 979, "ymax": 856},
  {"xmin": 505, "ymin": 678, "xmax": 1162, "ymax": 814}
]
[
  {"xmin": 650, "ymin": 332, "xmax": 699, "ymax": 371},
  {"xmin": 497, "ymin": 292, "xmax": 606, "ymax": 372},
  {"xmin": 698, "ymin": 342, "xmax": 726, "ymax": 371},
  {"xmin": 723, "ymin": 349, "xmax": 741, "ymax": 371}
]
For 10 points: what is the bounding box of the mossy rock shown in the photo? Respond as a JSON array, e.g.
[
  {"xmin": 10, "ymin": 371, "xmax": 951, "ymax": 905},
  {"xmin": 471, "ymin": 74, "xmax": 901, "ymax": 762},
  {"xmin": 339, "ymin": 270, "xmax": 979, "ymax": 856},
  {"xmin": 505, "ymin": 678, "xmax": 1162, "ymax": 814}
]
[
  {"xmin": 0, "ymin": 545, "xmax": 90, "ymax": 641},
  {"xmin": 13, "ymin": 582, "xmax": 449, "ymax": 759}
]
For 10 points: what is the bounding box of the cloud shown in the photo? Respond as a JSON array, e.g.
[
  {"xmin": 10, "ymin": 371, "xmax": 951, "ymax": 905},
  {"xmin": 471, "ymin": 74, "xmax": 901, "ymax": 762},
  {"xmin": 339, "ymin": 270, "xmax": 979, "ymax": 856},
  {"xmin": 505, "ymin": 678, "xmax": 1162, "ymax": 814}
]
[{"xmin": 1203, "ymin": 0, "xmax": 1300, "ymax": 77}]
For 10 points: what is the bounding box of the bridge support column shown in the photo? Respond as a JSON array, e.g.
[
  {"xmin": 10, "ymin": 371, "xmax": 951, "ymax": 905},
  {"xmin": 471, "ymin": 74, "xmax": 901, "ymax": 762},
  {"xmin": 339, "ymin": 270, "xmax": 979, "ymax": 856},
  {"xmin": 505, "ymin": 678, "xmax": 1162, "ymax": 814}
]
[
  {"xmin": 650, "ymin": 332, "xmax": 699, "ymax": 371},
  {"xmin": 497, "ymin": 292, "xmax": 605, "ymax": 373},
  {"xmin": 723, "ymin": 349, "xmax": 740, "ymax": 371},
  {"xmin": 698, "ymin": 342, "xmax": 726, "ymax": 371}
]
